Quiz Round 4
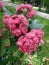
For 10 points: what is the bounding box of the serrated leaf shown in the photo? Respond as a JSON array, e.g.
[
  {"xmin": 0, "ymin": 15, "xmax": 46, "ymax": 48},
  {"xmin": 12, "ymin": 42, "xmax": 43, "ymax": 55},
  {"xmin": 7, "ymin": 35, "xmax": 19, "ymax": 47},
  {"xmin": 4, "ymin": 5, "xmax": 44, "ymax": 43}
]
[
  {"xmin": 29, "ymin": 19, "xmax": 44, "ymax": 29},
  {"xmin": 3, "ymin": 7, "xmax": 12, "ymax": 15}
]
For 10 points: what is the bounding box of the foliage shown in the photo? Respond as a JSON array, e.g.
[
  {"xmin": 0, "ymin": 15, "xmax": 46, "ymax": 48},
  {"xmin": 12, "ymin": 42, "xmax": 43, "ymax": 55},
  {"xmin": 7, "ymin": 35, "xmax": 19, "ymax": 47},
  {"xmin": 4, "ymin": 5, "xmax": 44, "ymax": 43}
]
[
  {"xmin": 29, "ymin": 19, "xmax": 44, "ymax": 29},
  {"xmin": 44, "ymin": 0, "xmax": 49, "ymax": 13}
]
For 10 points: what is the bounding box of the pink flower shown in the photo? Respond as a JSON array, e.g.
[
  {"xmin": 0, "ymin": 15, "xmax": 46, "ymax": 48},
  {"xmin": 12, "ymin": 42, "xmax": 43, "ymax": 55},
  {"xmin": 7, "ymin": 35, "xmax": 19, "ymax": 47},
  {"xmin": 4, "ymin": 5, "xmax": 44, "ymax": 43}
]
[
  {"xmin": 33, "ymin": 44, "xmax": 38, "ymax": 51},
  {"xmin": 16, "ymin": 4, "xmax": 32, "ymax": 12},
  {"xmin": 16, "ymin": 36, "xmax": 33, "ymax": 54},
  {"xmin": 27, "ymin": 10, "xmax": 36, "ymax": 18},
  {"xmin": 26, "ymin": 4, "xmax": 32, "ymax": 11},
  {"xmin": 31, "ymin": 29, "xmax": 44, "ymax": 38},
  {"xmin": 10, "ymin": 15, "xmax": 21, "ymax": 24},
  {"xmin": 3, "ymin": 14, "xmax": 10, "ymax": 27},
  {"xmin": 7, "ymin": 14, "xmax": 28, "ymax": 37},
  {"xmin": 11, "ymin": 14, "xmax": 18, "ymax": 19},
  {"xmin": 16, "ymin": 29, "xmax": 44, "ymax": 54},
  {"xmin": 22, "ymin": 16, "xmax": 29, "ymax": 26},
  {"xmin": 16, "ymin": 4, "xmax": 33, "ymax": 17},
  {"xmin": 16, "ymin": 4, "xmax": 36, "ymax": 19},
  {"xmin": 16, "ymin": 6, "xmax": 22, "ymax": 12},
  {"xmin": 16, "ymin": 35, "xmax": 37, "ymax": 54},
  {"xmin": 36, "ymin": 29, "xmax": 44, "ymax": 38},
  {"xmin": 18, "ymin": 14, "xmax": 29, "ymax": 26},
  {"xmin": 12, "ymin": 28, "xmax": 22, "ymax": 37},
  {"xmin": 40, "ymin": 39, "xmax": 44, "ymax": 45},
  {"xmin": 21, "ymin": 4, "xmax": 26, "ymax": 9},
  {"xmin": 16, "ymin": 4, "xmax": 27, "ymax": 12},
  {"xmin": 19, "ymin": 23, "xmax": 26, "ymax": 30},
  {"xmin": 1, "ymin": 28, "xmax": 6, "ymax": 33},
  {"xmin": 25, "ymin": 32, "xmax": 35, "ymax": 39},
  {"xmin": 9, "ymin": 24, "xmax": 16, "ymax": 30},
  {"xmin": 0, "ymin": 1, "xmax": 3, "ymax": 8},
  {"xmin": 30, "ymin": 29, "xmax": 37, "ymax": 34},
  {"xmin": 11, "ymin": 15, "xmax": 21, "ymax": 24},
  {"xmin": 17, "ymin": 36, "xmax": 24, "ymax": 46},
  {"xmin": 21, "ymin": 27, "xmax": 28, "ymax": 34},
  {"xmin": 32, "ymin": 36, "xmax": 39, "ymax": 44}
]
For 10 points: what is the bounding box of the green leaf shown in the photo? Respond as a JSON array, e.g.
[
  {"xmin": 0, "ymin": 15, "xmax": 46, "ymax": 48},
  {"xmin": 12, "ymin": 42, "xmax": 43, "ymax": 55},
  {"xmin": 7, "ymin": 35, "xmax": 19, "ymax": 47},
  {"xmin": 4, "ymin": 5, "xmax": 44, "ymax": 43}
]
[{"xmin": 29, "ymin": 19, "xmax": 44, "ymax": 29}]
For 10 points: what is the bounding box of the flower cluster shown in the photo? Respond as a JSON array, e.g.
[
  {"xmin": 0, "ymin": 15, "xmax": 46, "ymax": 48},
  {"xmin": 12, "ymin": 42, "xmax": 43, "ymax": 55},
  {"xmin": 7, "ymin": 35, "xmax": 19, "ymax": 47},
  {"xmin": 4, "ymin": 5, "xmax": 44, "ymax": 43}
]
[
  {"xmin": 27, "ymin": 10, "xmax": 36, "ymax": 18},
  {"xmin": 3, "ymin": 14, "xmax": 29, "ymax": 37},
  {"xmin": 0, "ymin": 1, "xmax": 3, "ymax": 8},
  {"xmin": 9, "ymin": 14, "xmax": 29, "ymax": 37},
  {"xmin": 16, "ymin": 29, "xmax": 44, "ymax": 54},
  {"xmin": 16, "ymin": 4, "xmax": 32, "ymax": 12},
  {"xmin": 16, "ymin": 4, "xmax": 36, "ymax": 18}
]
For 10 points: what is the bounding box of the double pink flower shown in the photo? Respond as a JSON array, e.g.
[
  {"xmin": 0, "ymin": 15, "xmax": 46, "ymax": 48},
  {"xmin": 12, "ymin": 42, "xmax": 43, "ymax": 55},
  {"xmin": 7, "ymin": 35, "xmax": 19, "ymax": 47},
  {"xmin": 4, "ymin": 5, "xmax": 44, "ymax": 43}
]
[
  {"xmin": 9, "ymin": 14, "xmax": 28, "ymax": 37},
  {"xmin": 16, "ymin": 29, "xmax": 44, "ymax": 54},
  {"xmin": 16, "ymin": 4, "xmax": 36, "ymax": 19}
]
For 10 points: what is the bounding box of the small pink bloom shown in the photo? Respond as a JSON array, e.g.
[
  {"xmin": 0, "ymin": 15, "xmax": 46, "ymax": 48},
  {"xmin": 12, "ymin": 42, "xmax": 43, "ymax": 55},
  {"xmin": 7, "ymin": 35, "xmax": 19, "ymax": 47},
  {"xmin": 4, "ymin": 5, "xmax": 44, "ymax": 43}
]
[
  {"xmin": 27, "ymin": 10, "xmax": 36, "ymax": 18},
  {"xmin": 12, "ymin": 28, "xmax": 22, "ymax": 37},
  {"xmin": 22, "ymin": 17, "xmax": 29, "ymax": 26},
  {"xmin": 22, "ymin": 27, "xmax": 28, "ymax": 34},
  {"xmin": 33, "ymin": 44, "xmax": 38, "ymax": 51},
  {"xmin": 15, "ymin": 18, "xmax": 21, "ymax": 24},
  {"xmin": 9, "ymin": 24, "xmax": 16, "ymax": 30},
  {"xmin": 16, "ymin": 4, "xmax": 33, "ymax": 13},
  {"xmin": 3, "ymin": 14, "xmax": 10, "ymax": 27},
  {"xmin": 19, "ymin": 23, "xmax": 26, "ymax": 30},
  {"xmin": 11, "ymin": 14, "xmax": 18, "ymax": 19},
  {"xmin": 16, "ymin": 36, "xmax": 24, "ymax": 46},
  {"xmin": 33, "ymin": 36, "xmax": 39, "ymax": 44},
  {"xmin": 18, "ymin": 14, "xmax": 29, "ymax": 26},
  {"xmin": 11, "ymin": 15, "xmax": 21, "ymax": 24},
  {"xmin": 26, "ymin": 4, "xmax": 32, "ymax": 11},
  {"xmin": 30, "ymin": 29, "xmax": 37, "ymax": 34},
  {"xmin": 1, "ymin": 28, "xmax": 6, "ymax": 33},
  {"xmin": 25, "ymin": 32, "xmax": 35, "ymax": 39},
  {"xmin": 21, "ymin": 4, "xmax": 26, "ymax": 9},
  {"xmin": 36, "ymin": 29, "xmax": 44, "ymax": 38},
  {"xmin": 16, "ymin": 6, "xmax": 22, "ymax": 12},
  {"xmin": 40, "ymin": 39, "xmax": 44, "ymax": 45}
]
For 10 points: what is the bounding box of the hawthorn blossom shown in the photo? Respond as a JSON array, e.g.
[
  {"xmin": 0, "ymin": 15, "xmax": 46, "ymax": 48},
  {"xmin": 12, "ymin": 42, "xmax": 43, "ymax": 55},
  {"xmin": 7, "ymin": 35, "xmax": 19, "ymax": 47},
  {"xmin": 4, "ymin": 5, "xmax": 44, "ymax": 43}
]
[
  {"xmin": 9, "ymin": 14, "xmax": 29, "ymax": 37},
  {"xmin": 27, "ymin": 10, "xmax": 36, "ymax": 18},
  {"xmin": 16, "ymin": 29, "xmax": 44, "ymax": 54},
  {"xmin": 16, "ymin": 4, "xmax": 36, "ymax": 19},
  {"xmin": 16, "ymin": 4, "xmax": 32, "ymax": 12}
]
